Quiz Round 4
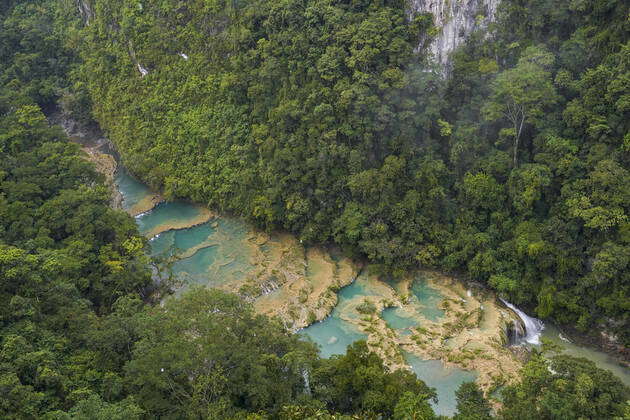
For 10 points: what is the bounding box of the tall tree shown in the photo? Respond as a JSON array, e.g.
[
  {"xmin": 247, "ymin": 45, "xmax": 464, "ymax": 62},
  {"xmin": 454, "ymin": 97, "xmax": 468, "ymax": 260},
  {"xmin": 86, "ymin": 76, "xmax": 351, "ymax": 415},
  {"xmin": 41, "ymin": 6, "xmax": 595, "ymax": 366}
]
[
  {"xmin": 483, "ymin": 46, "xmax": 558, "ymax": 166},
  {"xmin": 499, "ymin": 354, "xmax": 629, "ymax": 420},
  {"xmin": 453, "ymin": 382, "xmax": 492, "ymax": 420}
]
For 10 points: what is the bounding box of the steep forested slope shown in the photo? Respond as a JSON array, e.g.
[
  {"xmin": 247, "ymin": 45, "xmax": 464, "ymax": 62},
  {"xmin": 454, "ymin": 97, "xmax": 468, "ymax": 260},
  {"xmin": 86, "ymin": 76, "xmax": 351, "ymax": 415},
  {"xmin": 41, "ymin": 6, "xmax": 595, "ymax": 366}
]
[
  {"xmin": 1, "ymin": 1, "xmax": 629, "ymax": 419},
  {"xmin": 444, "ymin": 0, "xmax": 629, "ymax": 338},
  {"xmin": 0, "ymin": 4, "xmax": 438, "ymax": 418},
  {"xmin": 77, "ymin": 0, "xmax": 629, "ymax": 343},
  {"xmin": 0, "ymin": 85, "xmax": 151, "ymax": 418}
]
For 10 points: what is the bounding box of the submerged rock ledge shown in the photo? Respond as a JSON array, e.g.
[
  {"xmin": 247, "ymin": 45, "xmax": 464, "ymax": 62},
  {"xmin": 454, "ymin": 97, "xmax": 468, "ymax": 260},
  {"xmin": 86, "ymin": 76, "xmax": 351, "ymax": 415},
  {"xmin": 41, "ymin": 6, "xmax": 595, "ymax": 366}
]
[{"xmin": 319, "ymin": 270, "xmax": 523, "ymax": 392}]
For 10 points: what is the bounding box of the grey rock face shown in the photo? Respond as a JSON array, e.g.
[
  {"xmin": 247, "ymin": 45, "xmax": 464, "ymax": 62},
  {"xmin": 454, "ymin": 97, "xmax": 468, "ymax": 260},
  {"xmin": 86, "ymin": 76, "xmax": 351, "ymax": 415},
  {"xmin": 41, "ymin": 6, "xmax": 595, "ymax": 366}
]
[
  {"xmin": 409, "ymin": 0, "xmax": 499, "ymax": 67},
  {"xmin": 76, "ymin": 0, "xmax": 94, "ymax": 25}
]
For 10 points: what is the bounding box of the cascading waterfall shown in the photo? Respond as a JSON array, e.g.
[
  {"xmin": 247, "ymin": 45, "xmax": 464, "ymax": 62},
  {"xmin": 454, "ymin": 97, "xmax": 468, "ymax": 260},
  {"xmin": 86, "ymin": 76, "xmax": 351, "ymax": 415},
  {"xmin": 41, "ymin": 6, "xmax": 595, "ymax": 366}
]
[
  {"xmin": 301, "ymin": 368, "xmax": 311, "ymax": 396},
  {"xmin": 500, "ymin": 298, "xmax": 544, "ymax": 345},
  {"xmin": 137, "ymin": 64, "xmax": 149, "ymax": 77}
]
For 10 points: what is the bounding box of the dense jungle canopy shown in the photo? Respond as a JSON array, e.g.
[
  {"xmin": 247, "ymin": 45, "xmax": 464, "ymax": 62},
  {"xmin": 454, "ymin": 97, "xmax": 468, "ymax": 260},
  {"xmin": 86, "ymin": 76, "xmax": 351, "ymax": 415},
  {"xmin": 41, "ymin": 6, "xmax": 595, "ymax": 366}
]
[{"xmin": 0, "ymin": 0, "xmax": 628, "ymax": 418}]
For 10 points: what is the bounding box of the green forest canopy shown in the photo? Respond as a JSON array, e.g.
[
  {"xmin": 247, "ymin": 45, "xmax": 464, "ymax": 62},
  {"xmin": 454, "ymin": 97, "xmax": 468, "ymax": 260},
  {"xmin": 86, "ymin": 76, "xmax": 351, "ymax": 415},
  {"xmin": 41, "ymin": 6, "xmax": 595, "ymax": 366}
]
[
  {"xmin": 75, "ymin": 0, "xmax": 630, "ymax": 342},
  {"xmin": 0, "ymin": 0, "xmax": 629, "ymax": 418}
]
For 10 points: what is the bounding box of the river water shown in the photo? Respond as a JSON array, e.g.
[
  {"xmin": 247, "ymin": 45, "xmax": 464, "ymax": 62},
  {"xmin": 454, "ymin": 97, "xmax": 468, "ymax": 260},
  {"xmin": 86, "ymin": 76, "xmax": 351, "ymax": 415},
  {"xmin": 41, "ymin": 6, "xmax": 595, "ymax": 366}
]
[
  {"xmin": 539, "ymin": 325, "xmax": 630, "ymax": 387},
  {"xmin": 117, "ymin": 168, "xmax": 254, "ymax": 288},
  {"xmin": 114, "ymin": 168, "xmax": 629, "ymax": 416}
]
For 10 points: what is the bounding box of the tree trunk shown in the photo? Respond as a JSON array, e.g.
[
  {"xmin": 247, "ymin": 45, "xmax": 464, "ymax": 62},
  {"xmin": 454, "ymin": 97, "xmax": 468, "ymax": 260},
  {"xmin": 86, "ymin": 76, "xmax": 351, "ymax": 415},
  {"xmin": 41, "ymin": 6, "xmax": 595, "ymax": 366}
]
[{"xmin": 513, "ymin": 112, "xmax": 525, "ymax": 167}]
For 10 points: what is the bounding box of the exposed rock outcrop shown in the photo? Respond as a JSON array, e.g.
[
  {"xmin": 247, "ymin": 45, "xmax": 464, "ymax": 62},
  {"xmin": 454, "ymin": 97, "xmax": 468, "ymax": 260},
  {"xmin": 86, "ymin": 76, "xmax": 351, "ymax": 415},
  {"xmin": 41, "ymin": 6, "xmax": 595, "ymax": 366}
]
[
  {"xmin": 409, "ymin": 0, "xmax": 499, "ymax": 67},
  {"xmin": 76, "ymin": 0, "xmax": 95, "ymax": 25},
  {"xmin": 49, "ymin": 113, "xmax": 123, "ymax": 209}
]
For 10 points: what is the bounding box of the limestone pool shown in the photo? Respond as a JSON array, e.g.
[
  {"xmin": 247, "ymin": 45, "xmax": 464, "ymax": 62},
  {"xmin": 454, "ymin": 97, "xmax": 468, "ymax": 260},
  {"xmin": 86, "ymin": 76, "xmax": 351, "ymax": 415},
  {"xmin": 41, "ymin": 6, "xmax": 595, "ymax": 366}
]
[
  {"xmin": 404, "ymin": 352, "xmax": 477, "ymax": 416},
  {"xmin": 300, "ymin": 274, "xmax": 478, "ymax": 417},
  {"xmin": 116, "ymin": 169, "xmax": 252, "ymax": 287}
]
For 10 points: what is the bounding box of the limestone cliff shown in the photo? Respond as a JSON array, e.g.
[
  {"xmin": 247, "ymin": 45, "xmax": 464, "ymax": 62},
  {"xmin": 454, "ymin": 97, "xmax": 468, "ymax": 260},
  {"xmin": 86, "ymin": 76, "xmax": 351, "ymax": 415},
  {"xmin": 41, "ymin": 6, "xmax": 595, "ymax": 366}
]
[
  {"xmin": 409, "ymin": 0, "xmax": 499, "ymax": 67},
  {"xmin": 75, "ymin": 0, "xmax": 95, "ymax": 25}
]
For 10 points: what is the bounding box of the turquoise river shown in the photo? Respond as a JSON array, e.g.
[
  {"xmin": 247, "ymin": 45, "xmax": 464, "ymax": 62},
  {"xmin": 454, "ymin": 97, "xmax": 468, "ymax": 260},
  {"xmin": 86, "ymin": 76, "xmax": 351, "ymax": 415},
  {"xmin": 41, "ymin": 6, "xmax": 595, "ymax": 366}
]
[{"xmin": 114, "ymin": 168, "xmax": 629, "ymax": 417}]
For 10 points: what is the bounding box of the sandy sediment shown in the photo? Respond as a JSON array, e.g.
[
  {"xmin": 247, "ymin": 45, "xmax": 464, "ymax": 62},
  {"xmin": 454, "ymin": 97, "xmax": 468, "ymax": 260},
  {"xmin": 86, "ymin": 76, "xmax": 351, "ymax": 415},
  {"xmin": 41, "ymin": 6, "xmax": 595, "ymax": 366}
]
[
  {"xmin": 142, "ymin": 207, "xmax": 215, "ymax": 239},
  {"xmin": 164, "ymin": 220, "xmax": 357, "ymax": 332},
  {"xmin": 211, "ymin": 237, "xmax": 523, "ymax": 394},
  {"xmin": 79, "ymin": 144, "xmax": 123, "ymax": 209},
  {"xmin": 175, "ymin": 241, "xmax": 217, "ymax": 261},
  {"xmin": 128, "ymin": 193, "xmax": 163, "ymax": 217},
  {"xmin": 52, "ymin": 113, "xmax": 124, "ymax": 209},
  {"xmin": 247, "ymin": 238, "xmax": 358, "ymax": 331},
  {"xmin": 145, "ymin": 208, "xmax": 359, "ymax": 334}
]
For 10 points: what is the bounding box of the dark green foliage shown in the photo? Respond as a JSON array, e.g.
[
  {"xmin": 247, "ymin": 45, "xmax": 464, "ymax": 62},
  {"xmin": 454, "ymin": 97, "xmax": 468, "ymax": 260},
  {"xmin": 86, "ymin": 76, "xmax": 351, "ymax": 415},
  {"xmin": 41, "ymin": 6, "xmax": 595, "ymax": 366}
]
[
  {"xmin": 123, "ymin": 289, "xmax": 437, "ymax": 419},
  {"xmin": 0, "ymin": 0, "xmax": 77, "ymax": 107},
  {"xmin": 313, "ymin": 341, "xmax": 436, "ymax": 417},
  {"xmin": 125, "ymin": 287, "xmax": 319, "ymax": 418},
  {"xmin": 2, "ymin": 0, "xmax": 629, "ymax": 418},
  {"xmin": 78, "ymin": 0, "xmax": 448, "ymax": 272},
  {"xmin": 499, "ymin": 354, "xmax": 630, "ymax": 420},
  {"xmin": 0, "ymin": 103, "xmax": 151, "ymax": 310},
  {"xmin": 50, "ymin": 395, "xmax": 144, "ymax": 420},
  {"xmin": 453, "ymin": 382, "xmax": 492, "ymax": 420},
  {"xmin": 0, "ymin": 89, "xmax": 152, "ymax": 417},
  {"xmin": 77, "ymin": 0, "xmax": 629, "ymax": 344},
  {"xmin": 445, "ymin": 2, "xmax": 629, "ymax": 340},
  {"xmin": 451, "ymin": 354, "xmax": 630, "ymax": 420}
]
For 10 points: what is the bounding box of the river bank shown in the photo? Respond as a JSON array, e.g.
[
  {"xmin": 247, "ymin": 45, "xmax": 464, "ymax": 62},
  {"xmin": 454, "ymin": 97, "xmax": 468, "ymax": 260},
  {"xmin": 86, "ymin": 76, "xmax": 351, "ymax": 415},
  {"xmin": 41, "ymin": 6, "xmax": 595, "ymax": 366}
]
[
  {"xmin": 49, "ymin": 112, "xmax": 123, "ymax": 208},
  {"xmin": 53, "ymin": 114, "xmax": 629, "ymax": 413}
]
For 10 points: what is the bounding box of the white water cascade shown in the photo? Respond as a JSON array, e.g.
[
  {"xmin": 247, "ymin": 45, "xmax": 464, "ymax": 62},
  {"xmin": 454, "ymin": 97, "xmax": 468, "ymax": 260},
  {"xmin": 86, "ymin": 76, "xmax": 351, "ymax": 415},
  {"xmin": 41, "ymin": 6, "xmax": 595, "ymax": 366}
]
[
  {"xmin": 301, "ymin": 368, "xmax": 311, "ymax": 396},
  {"xmin": 500, "ymin": 298, "xmax": 544, "ymax": 345},
  {"xmin": 137, "ymin": 63, "xmax": 149, "ymax": 77}
]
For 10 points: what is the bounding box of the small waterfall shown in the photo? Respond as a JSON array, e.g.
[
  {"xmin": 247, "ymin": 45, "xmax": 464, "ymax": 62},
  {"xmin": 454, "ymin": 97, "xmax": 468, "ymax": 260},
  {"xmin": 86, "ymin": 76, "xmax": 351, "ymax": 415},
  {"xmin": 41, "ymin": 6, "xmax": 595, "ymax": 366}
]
[
  {"xmin": 301, "ymin": 368, "xmax": 311, "ymax": 396},
  {"xmin": 137, "ymin": 63, "xmax": 149, "ymax": 77},
  {"xmin": 500, "ymin": 298, "xmax": 544, "ymax": 345},
  {"xmin": 128, "ymin": 41, "xmax": 149, "ymax": 77}
]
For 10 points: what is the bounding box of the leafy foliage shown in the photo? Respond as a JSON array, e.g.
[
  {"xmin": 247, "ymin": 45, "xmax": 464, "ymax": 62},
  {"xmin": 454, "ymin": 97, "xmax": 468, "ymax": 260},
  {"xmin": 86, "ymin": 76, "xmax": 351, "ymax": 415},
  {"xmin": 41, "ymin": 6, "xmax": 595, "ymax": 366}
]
[
  {"xmin": 1, "ymin": 0, "xmax": 629, "ymax": 418},
  {"xmin": 453, "ymin": 382, "xmax": 492, "ymax": 420},
  {"xmin": 76, "ymin": 0, "xmax": 629, "ymax": 344},
  {"xmin": 499, "ymin": 354, "xmax": 629, "ymax": 419},
  {"xmin": 0, "ymin": 96, "xmax": 151, "ymax": 418}
]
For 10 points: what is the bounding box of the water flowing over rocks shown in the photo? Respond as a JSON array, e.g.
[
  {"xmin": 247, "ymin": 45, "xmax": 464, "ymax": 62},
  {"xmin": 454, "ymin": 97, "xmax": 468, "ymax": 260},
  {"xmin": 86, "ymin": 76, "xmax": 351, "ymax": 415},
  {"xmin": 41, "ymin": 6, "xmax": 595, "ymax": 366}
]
[
  {"xmin": 409, "ymin": 0, "xmax": 500, "ymax": 67},
  {"xmin": 128, "ymin": 41, "xmax": 149, "ymax": 77},
  {"xmin": 500, "ymin": 298, "xmax": 545, "ymax": 345}
]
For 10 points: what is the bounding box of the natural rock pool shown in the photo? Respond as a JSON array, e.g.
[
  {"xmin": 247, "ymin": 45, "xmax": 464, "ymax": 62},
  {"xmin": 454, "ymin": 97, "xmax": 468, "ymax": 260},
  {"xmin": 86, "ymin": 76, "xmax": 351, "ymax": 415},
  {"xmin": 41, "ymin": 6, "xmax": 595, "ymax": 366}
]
[
  {"xmin": 300, "ymin": 274, "xmax": 480, "ymax": 416},
  {"xmin": 299, "ymin": 277, "xmax": 369, "ymax": 358}
]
